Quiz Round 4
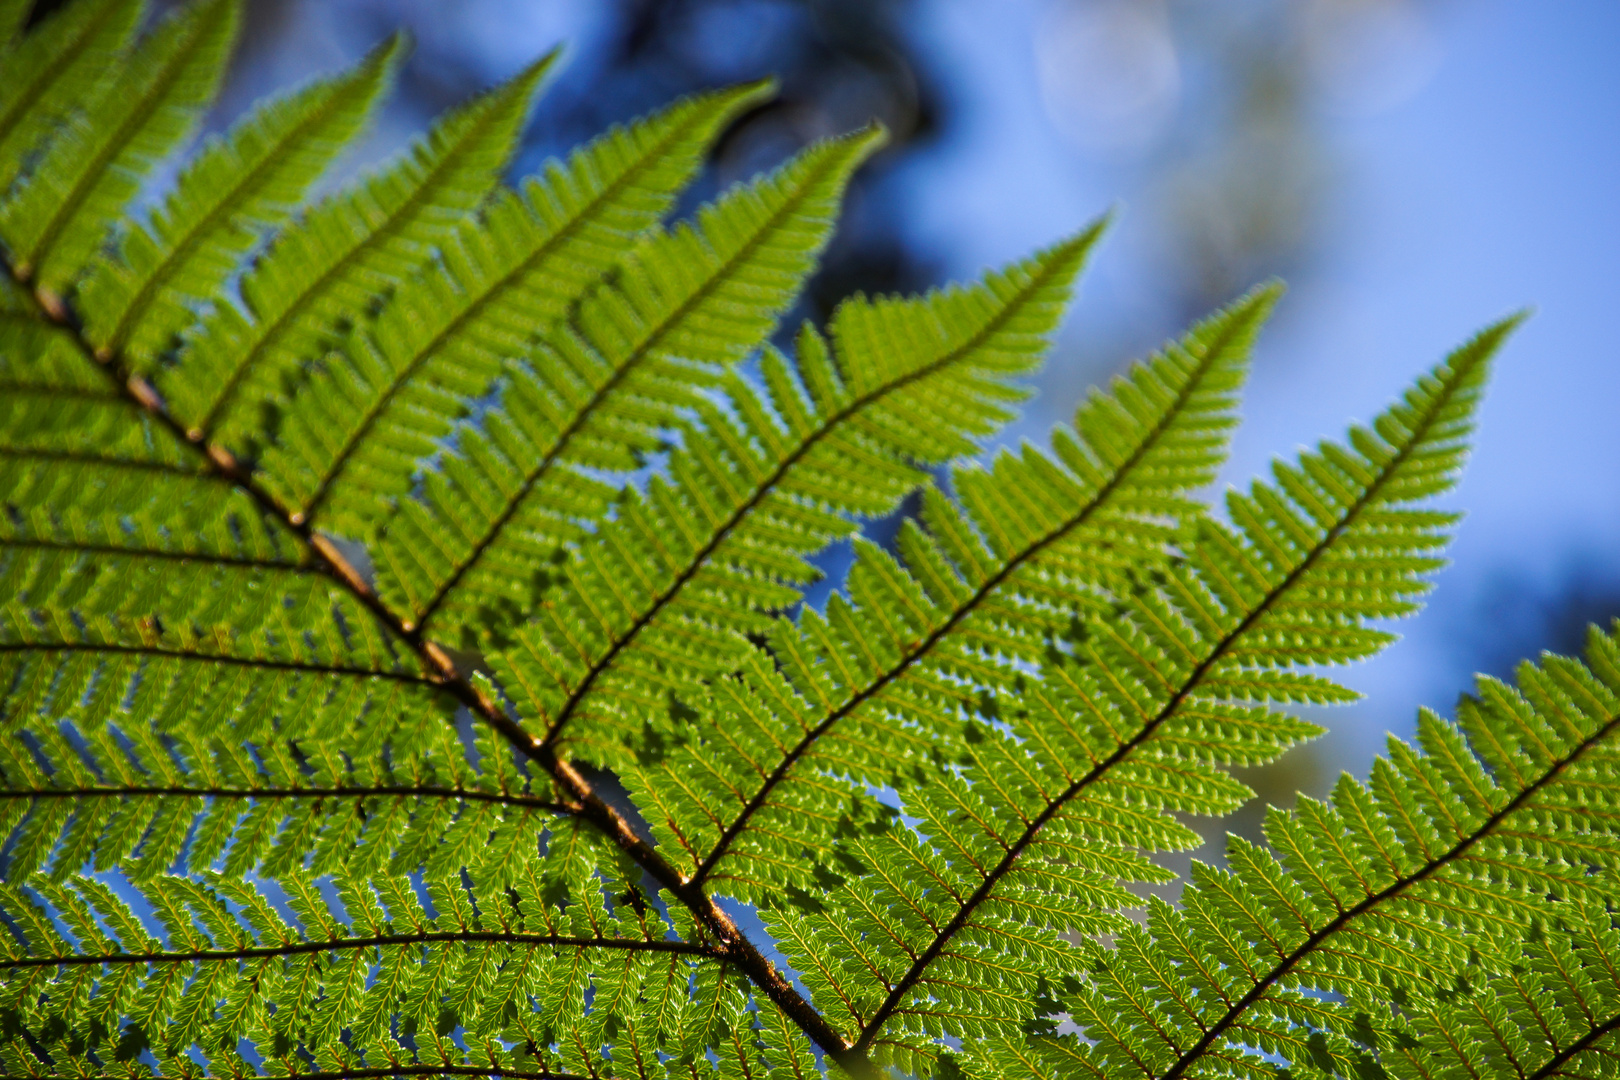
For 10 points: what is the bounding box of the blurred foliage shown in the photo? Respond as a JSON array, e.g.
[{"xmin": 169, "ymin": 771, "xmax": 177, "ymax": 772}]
[{"xmin": 1038, "ymin": 0, "xmax": 1441, "ymax": 323}]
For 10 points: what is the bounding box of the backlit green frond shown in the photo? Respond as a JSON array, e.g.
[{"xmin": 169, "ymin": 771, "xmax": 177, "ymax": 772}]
[
  {"xmin": 0, "ymin": 843, "xmax": 732, "ymax": 1079},
  {"xmin": 1, "ymin": 0, "xmax": 239, "ymax": 293},
  {"xmin": 625, "ymin": 287, "xmax": 1272, "ymax": 916},
  {"xmin": 970, "ymin": 621, "xmax": 1620, "ymax": 1080},
  {"xmin": 0, "ymin": 663, "xmax": 464, "ymax": 880},
  {"xmin": 0, "ymin": 423, "xmax": 405, "ymax": 677},
  {"xmin": 371, "ymin": 125, "xmax": 885, "ymax": 639},
  {"xmin": 1, "ymin": 306, "xmax": 413, "ymax": 682},
  {"xmin": 255, "ymin": 82, "xmax": 781, "ymax": 535},
  {"xmin": 74, "ymin": 33, "xmax": 402, "ymax": 367},
  {"xmin": 0, "ymin": 7, "xmax": 1594, "ymax": 1078},
  {"xmin": 165, "ymin": 49, "xmax": 558, "ymax": 448},
  {"xmin": 1386, "ymin": 895, "xmax": 1620, "ymax": 1080},
  {"xmin": 0, "ymin": 0, "xmax": 142, "ymax": 194},
  {"xmin": 758, "ymin": 317, "xmax": 1517, "ymax": 1070},
  {"xmin": 487, "ymin": 223, "xmax": 1104, "ymax": 757}
]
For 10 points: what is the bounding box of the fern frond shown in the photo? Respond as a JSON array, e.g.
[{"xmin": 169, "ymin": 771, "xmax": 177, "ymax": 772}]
[
  {"xmin": 73, "ymin": 33, "xmax": 402, "ymax": 367},
  {"xmin": 2, "ymin": 316, "xmax": 213, "ymax": 478},
  {"xmin": 0, "ymin": 846, "xmax": 729, "ymax": 1078},
  {"xmin": 0, "ymin": 381, "xmax": 411, "ymax": 673},
  {"xmin": 0, "ymin": 311, "xmax": 533, "ymax": 887},
  {"xmin": 1385, "ymin": 895, "xmax": 1620, "ymax": 1080},
  {"xmin": 0, "ymin": 12, "xmax": 1581, "ymax": 1076},
  {"xmin": 623, "ymin": 287, "xmax": 1271, "ymax": 921},
  {"xmin": 485, "ymin": 224, "xmax": 1104, "ymax": 762},
  {"xmin": 974, "ymin": 620, "xmax": 1620, "ymax": 1080},
  {"xmin": 0, "ymin": 546, "xmax": 416, "ymax": 667},
  {"xmin": 165, "ymin": 49, "xmax": 558, "ymax": 447},
  {"xmin": 0, "ymin": 299, "xmax": 306, "ymax": 558},
  {"xmin": 0, "ymin": 662, "xmax": 466, "ymax": 880},
  {"xmin": 370, "ymin": 126, "xmax": 888, "ymax": 639},
  {"xmin": 1, "ymin": 0, "xmax": 239, "ymax": 294},
  {"xmin": 759, "ymin": 316, "xmax": 1518, "ymax": 1069},
  {"xmin": 0, "ymin": 0, "xmax": 142, "ymax": 193},
  {"xmin": 254, "ymin": 83, "xmax": 782, "ymax": 535},
  {"xmin": 0, "ymin": 357, "xmax": 415, "ymax": 681}
]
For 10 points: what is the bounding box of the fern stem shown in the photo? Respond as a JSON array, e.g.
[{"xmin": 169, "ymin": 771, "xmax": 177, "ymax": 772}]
[
  {"xmin": 0, "ymin": 784, "xmax": 565, "ymax": 811},
  {"xmin": 850, "ymin": 328, "xmax": 1492, "ymax": 1055},
  {"xmin": 1152, "ymin": 700, "xmax": 1620, "ymax": 1080},
  {"xmin": 690, "ymin": 271, "xmax": 1240, "ymax": 892},
  {"xmin": 0, "ymin": 930, "xmax": 716, "ymax": 970},
  {"xmin": 0, "ymin": 249, "xmax": 869, "ymax": 1075},
  {"xmin": 496, "ymin": 735, "xmax": 869, "ymax": 1069},
  {"xmin": 528, "ymin": 220, "xmax": 1104, "ymax": 754}
]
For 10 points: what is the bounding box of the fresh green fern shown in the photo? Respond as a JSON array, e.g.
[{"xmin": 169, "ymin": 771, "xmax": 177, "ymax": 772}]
[
  {"xmin": 0, "ymin": 4, "xmax": 1611, "ymax": 1080},
  {"xmin": 966, "ymin": 622, "xmax": 1620, "ymax": 1080}
]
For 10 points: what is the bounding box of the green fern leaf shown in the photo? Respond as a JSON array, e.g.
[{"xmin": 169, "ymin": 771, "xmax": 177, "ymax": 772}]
[
  {"xmin": 0, "ymin": 662, "xmax": 521, "ymax": 881},
  {"xmin": 254, "ymin": 82, "xmax": 781, "ymax": 534},
  {"xmin": 3, "ymin": 14, "xmax": 1602, "ymax": 1079},
  {"xmin": 1, "ymin": 0, "xmax": 239, "ymax": 295},
  {"xmin": 759, "ymin": 316, "xmax": 1518, "ymax": 1070},
  {"xmin": 480, "ymin": 224, "xmax": 1104, "ymax": 759},
  {"xmin": 73, "ymin": 32, "xmax": 402, "ymax": 367},
  {"xmin": 165, "ymin": 47, "xmax": 559, "ymax": 448},
  {"xmin": 620, "ymin": 287, "xmax": 1272, "ymax": 924},
  {"xmin": 1384, "ymin": 894, "xmax": 1620, "ymax": 1080},
  {"xmin": 370, "ymin": 126, "xmax": 892, "ymax": 640},
  {"xmin": 0, "ymin": 418, "xmax": 412, "ymax": 678},
  {"xmin": 0, "ymin": 0, "xmax": 142, "ymax": 193},
  {"xmin": 971, "ymin": 620, "xmax": 1620, "ymax": 1080},
  {"xmin": 0, "ymin": 843, "xmax": 736, "ymax": 1078}
]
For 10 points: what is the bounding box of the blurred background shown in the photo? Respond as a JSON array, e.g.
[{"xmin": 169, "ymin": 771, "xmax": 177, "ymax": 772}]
[{"xmin": 157, "ymin": 0, "xmax": 1620, "ymax": 851}]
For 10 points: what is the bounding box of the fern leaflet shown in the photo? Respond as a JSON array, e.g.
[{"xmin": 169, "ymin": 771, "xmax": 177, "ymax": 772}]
[
  {"xmin": 166, "ymin": 49, "xmax": 558, "ymax": 450},
  {"xmin": 3, "ymin": 0, "xmax": 238, "ymax": 294},
  {"xmin": 371, "ymin": 123, "xmax": 881, "ymax": 635},
  {"xmin": 0, "ymin": 0, "xmax": 141, "ymax": 193},
  {"xmin": 968, "ymin": 621, "xmax": 1620, "ymax": 1080},
  {"xmin": 257, "ymin": 83, "xmax": 780, "ymax": 536},
  {"xmin": 487, "ymin": 223, "xmax": 1104, "ymax": 758},
  {"xmin": 75, "ymin": 33, "xmax": 402, "ymax": 367}
]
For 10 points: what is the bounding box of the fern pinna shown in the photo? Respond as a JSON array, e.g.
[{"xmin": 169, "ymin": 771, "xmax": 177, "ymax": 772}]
[{"xmin": 0, "ymin": 3, "xmax": 1614, "ymax": 1079}]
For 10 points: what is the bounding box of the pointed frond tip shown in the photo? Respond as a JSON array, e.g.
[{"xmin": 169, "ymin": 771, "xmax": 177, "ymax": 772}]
[{"xmin": 739, "ymin": 309, "xmax": 1516, "ymax": 1070}]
